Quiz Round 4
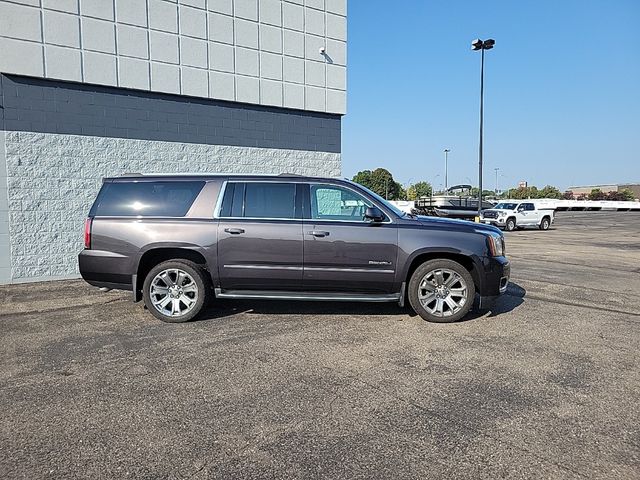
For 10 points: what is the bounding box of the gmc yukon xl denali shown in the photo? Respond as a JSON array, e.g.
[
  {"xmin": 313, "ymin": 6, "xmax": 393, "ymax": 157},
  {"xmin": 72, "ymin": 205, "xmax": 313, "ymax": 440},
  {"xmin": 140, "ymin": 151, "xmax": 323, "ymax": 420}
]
[{"xmin": 79, "ymin": 175, "xmax": 510, "ymax": 323}]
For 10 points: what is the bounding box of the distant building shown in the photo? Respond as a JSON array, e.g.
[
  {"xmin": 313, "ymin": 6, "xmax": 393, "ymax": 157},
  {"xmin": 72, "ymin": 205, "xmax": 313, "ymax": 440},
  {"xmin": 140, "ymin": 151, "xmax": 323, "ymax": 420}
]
[{"xmin": 568, "ymin": 184, "xmax": 640, "ymax": 199}]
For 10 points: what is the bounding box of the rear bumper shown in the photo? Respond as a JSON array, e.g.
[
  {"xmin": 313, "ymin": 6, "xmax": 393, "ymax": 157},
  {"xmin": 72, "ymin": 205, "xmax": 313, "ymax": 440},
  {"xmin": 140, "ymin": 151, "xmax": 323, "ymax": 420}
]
[{"xmin": 78, "ymin": 249, "xmax": 133, "ymax": 291}]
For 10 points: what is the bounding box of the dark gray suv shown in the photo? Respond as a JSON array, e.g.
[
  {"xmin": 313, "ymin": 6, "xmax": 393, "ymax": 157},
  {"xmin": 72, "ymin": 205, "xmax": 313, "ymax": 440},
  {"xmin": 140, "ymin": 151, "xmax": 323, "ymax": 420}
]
[{"xmin": 79, "ymin": 174, "xmax": 509, "ymax": 323}]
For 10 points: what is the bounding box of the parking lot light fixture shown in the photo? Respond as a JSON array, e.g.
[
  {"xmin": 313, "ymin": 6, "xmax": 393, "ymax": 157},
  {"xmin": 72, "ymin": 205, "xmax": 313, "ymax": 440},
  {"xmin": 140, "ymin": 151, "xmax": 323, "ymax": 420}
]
[
  {"xmin": 471, "ymin": 38, "xmax": 496, "ymax": 218},
  {"xmin": 444, "ymin": 149, "xmax": 451, "ymax": 191}
]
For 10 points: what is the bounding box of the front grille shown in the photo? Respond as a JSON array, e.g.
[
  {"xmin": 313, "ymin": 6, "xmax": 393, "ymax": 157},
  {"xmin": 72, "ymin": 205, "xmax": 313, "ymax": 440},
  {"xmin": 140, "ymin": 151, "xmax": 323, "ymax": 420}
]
[{"xmin": 483, "ymin": 211, "xmax": 498, "ymax": 219}]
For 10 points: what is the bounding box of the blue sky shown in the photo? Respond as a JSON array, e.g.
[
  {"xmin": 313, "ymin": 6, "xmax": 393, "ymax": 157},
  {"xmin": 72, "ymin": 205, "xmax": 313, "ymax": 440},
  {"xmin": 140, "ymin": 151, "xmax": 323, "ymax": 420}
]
[{"xmin": 341, "ymin": 0, "xmax": 640, "ymax": 191}]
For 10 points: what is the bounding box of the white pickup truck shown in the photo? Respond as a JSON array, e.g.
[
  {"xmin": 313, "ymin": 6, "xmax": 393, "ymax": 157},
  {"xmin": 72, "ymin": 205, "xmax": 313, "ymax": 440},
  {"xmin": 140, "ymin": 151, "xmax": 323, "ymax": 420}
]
[{"xmin": 481, "ymin": 202, "xmax": 555, "ymax": 231}]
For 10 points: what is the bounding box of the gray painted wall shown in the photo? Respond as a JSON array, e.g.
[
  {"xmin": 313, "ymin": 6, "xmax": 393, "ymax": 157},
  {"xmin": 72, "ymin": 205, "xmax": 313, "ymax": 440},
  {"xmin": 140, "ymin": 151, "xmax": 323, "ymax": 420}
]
[
  {"xmin": 2, "ymin": 74, "xmax": 341, "ymax": 153},
  {"xmin": 0, "ymin": 0, "xmax": 347, "ymax": 114}
]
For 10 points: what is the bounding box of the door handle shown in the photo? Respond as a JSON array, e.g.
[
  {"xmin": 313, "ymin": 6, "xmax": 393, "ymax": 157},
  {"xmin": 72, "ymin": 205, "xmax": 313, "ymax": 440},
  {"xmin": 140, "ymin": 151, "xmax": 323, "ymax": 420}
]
[
  {"xmin": 224, "ymin": 228, "xmax": 245, "ymax": 234},
  {"xmin": 307, "ymin": 230, "xmax": 330, "ymax": 237}
]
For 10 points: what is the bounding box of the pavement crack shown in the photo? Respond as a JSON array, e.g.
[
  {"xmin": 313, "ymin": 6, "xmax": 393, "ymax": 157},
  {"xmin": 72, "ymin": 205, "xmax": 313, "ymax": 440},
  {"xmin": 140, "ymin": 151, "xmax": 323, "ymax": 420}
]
[
  {"xmin": 0, "ymin": 297, "xmax": 127, "ymax": 319},
  {"xmin": 506, "ymin": 291, "xmax": 640, "ymax": 319}
]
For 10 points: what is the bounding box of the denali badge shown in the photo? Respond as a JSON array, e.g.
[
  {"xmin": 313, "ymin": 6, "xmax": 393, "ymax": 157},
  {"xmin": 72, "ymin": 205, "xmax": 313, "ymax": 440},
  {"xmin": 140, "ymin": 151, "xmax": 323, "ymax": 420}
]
[{"xmin": 369, "ymin": 260, "xmax": 392, "ymax": 265}]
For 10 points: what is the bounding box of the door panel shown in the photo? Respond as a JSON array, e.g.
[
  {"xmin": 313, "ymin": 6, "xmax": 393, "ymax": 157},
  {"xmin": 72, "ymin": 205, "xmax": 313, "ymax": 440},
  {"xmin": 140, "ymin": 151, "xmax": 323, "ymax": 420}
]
[
  {"xmin": 216, "ymin": 181, "xmax": 303, "ymax": 290},
  {"xmin": 217, "ymin": 219, "xmax": 303, "ymax": 290},
  {"xmin": 303, "ymin": 222, "xmax": 398, "ymax": 293},
  {"xmin": 302, "ymin": 183, "xmax": 398, "ymax": 294}
]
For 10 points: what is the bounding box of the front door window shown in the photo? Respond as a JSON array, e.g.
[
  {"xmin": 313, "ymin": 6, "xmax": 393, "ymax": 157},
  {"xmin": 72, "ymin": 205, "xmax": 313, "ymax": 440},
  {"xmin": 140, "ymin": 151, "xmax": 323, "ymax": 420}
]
[{"xmin": 310, "ymin": 185, "xmax": 374, "ymax": 222}]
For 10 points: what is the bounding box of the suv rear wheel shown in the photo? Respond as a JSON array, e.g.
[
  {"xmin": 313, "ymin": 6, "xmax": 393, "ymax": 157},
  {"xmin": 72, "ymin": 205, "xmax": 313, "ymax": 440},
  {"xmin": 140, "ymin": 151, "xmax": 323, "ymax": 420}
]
[
  {"xmin": 143, "ymin": 260, "xmax": 210, "ymax": 323},
  {"xmin": 408, "ymin": 259, "xmax": 475, "ymax": 323}
]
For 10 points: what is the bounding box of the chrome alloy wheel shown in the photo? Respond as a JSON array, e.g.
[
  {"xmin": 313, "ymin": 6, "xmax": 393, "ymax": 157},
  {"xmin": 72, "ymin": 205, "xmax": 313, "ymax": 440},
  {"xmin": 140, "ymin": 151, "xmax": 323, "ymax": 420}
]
[
  {"xmin": 417, "ymin": 268, "xmax": 469, "ymax": 318},
  {"xmin": 149, "ymin": 268, "xmax": 199, "ymax": 318}
]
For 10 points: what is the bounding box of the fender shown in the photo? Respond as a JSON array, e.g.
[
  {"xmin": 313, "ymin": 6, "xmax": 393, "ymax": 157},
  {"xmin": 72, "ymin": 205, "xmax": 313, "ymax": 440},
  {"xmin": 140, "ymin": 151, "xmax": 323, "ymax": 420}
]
[
  {"xmin": 132, "ymin": 241, "xmax": 219, "ymax": 301},
  {"xmin": 398, "ymin": 246, "xmax": 487, "ymax": 294}
]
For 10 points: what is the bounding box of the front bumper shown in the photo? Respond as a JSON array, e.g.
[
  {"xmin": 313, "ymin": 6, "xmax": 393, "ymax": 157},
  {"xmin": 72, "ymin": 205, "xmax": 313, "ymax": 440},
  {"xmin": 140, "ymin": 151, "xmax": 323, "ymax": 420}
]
[
  {"xmin": 481, "ymin": 216, "xmax": 507, "ymax": 226},
  {"xmin": 477, "ymin": 255, "xmax": 510, "ymax": 308}
]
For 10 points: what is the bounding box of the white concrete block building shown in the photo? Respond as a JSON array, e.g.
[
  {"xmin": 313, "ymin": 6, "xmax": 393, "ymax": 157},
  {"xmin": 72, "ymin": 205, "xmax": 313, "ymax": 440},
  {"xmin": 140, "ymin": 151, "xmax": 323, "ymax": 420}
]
[{"xmin": 0, "ymin": 0, "xmax": 347, "ymax": 283}]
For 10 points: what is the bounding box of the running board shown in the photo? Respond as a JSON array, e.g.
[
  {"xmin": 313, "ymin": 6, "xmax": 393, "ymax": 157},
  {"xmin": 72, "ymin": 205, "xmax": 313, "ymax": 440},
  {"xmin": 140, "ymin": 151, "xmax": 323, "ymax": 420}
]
[{"xmin": 215, "ymin": 288, "xmax": 401, "ymax": 303}]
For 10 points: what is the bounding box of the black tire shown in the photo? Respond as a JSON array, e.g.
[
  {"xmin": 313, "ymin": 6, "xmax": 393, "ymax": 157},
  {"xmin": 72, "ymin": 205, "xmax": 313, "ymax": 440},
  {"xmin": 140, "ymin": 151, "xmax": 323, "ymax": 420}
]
[
  {"xmin": 142, "ymin": 259, "xmax": 211, "ymax": 323},
  {"xmin": 408, "ymin": 259, "xmax": 476, "ymax": 323},
  {"xmin": 539, "ymin": 216, "xmax": 550, "ymax": 230},
  {"xmin": 505, "ymin": 218, "xmax": 516, "ymax": 231}
]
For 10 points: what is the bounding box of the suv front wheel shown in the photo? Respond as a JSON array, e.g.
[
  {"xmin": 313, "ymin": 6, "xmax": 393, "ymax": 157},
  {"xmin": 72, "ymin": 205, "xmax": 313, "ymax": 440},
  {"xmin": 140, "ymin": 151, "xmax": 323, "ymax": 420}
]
[
  {"xmin": 143, "ymin": 260, "xmax": 210, "ymax": 323},
  {"xmin": 408, "ymin": 259, "xmax": 475, "ymax": 323}
]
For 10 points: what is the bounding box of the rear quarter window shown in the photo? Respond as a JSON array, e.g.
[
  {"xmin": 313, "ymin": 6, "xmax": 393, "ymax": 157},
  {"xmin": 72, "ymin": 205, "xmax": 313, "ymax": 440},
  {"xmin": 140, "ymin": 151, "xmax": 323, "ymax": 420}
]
[{"xmin": 91, "ymin": 181, "xmax": 205, "ymax": 217}]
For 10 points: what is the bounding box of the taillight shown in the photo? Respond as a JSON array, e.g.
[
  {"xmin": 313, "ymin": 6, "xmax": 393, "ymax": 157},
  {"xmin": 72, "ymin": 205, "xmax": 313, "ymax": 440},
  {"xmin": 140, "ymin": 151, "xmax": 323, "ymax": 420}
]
[{"xmin": 84, "ymin": 218, "xmax": 93, "ymax": 249}]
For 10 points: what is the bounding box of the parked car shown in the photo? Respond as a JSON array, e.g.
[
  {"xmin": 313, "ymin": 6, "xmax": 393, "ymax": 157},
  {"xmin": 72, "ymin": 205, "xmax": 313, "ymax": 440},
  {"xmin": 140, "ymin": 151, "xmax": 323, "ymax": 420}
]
[
  {"xmin": 481, "ymin": 202, "xmax": 554, "ymax": 231},
  {"xmin": 79, "ymin": 175, "xmax": 510, "ymax": 323}
]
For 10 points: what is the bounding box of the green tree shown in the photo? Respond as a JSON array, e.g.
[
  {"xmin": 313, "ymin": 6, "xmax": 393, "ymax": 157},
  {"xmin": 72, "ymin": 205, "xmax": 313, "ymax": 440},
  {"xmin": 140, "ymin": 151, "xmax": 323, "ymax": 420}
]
[
  {"xmin": 606, "ymin": 189, "xmax": 635, "ymax": 201},
  {"xmin": 510, "ymin": 187, "xmax": 530, "ymax": 199},
  {"xmin": 352, "ymin": 168, "xmax": 404, "ymax": 200},
  {"xmin": 620, "ymin": 189, "xmax": 635, "ymax": 201},
  {"xmin": 562, "ymin": 191, "xmax": 574, "ymax": 200},
  {"xmin": 538, "ymin": 185, "xmax": 563, "ymax": 199},
  {"xmin": 406, "ymin": 181, "xmax": 432, "ymax": 200},
  {"xmin": 471, "ymin": 187, "xmax": 497, "ymax": 198},
  {"xmin": 588, "ymin": 188, "xmax": 606, "ymax": 200}
]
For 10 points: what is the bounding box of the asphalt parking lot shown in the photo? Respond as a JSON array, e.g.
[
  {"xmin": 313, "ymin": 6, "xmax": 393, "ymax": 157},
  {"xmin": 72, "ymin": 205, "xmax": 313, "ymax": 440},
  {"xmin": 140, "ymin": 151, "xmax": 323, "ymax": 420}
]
[{"xmin": 1, "ymin": 211, "xmax": 639, "ymax": 479}]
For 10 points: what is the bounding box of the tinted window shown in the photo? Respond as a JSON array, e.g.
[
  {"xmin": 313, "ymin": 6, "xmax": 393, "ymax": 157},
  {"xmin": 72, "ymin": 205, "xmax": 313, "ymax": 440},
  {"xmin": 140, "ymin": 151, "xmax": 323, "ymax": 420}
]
[
  {"xmin": 218, "ymin": 183, "xmax": 235, "ymax": 217},
  {"xmin": 93, "ymin": 181, "xmax": 205, "ymax": 217},
  {"xmin": 244, "ymin": 183, "xmax": 296, "ymax": 218},
  {"xmin": 310, "ymin": 185, "xmax": 373, "ymax": 221},
  {"xmin": 527, "ymin": 204, "xmax": 536, "ymax": 211},
  {"xmin": 495, "ymin": 203, "xmax": 517, "ymax": 210}
]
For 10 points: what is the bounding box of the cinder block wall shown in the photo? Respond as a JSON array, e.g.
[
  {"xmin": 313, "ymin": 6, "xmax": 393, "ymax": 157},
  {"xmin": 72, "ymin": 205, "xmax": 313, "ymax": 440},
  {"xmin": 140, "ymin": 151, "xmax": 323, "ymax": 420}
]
[
  {"xmin": 0, "ymin": 130, "xmax": 9, "ymax": 283},
  {"xmin": 0, "ymin": 74, "xmax": 341, "ymax": 283}
]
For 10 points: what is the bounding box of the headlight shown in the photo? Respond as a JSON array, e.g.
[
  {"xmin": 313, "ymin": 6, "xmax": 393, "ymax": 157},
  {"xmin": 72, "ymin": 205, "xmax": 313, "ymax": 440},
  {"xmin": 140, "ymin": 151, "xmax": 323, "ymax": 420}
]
[
  {"xmin": 498, "ymin": 211, "xmax": 507, "ymax": 216},
  {"xmin": 487, "ymin": 234, "xmax": 505, "ymax": 256}
]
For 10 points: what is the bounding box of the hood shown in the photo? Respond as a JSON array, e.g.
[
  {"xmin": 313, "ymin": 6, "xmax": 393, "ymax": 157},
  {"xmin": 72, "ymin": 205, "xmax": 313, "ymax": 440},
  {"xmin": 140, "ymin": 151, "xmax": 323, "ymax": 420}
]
[{"xmin": 415, "ymin": 215, "xmax": 502, "ymax": 235}]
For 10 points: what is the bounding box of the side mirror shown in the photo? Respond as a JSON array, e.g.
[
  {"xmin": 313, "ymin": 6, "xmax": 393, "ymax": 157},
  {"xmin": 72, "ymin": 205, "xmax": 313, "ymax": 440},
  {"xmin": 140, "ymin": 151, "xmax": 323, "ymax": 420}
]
[{"xmin": 364, "ymin": 206, "xmax": 385, "ymax": 222}]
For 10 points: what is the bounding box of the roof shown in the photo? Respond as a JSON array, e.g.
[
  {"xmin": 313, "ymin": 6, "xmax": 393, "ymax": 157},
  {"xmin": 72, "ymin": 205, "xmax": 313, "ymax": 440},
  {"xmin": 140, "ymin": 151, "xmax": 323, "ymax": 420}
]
[
  {"xmin": 104, "ymin": 173, "xmax": 349, "ymax": 183},
  {"xmin": 568, "ymin": 183, "xmax": 640, "ymax": 188}
]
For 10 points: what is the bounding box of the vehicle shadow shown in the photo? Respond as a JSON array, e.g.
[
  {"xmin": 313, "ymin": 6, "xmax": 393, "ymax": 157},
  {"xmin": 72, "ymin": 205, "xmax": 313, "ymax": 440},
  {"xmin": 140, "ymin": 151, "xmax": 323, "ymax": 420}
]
[
  {"xmin": 459, "ymin": 281, "xmax": 527, "ymax": 322},
  {"xmin": 196, "ymin": 281, "xmax": 527, "ymax": 324}
]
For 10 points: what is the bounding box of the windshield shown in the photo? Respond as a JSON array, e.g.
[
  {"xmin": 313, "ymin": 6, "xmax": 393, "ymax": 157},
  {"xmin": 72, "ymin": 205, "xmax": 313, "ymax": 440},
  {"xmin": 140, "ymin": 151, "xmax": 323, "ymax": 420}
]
[
  {"xmin": 494, "ymin": 203, "xmax": 518, "ymax": 210},
  {"xmin": 352, "ymin": 183, "xmax": 407, "ymax": 218}
]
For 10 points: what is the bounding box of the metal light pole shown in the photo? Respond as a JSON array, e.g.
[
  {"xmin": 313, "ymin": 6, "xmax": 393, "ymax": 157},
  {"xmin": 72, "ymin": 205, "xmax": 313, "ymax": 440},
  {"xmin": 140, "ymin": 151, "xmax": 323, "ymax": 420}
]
[
  {"xmin": 471, "ymin": 38, "xmax": 495, "ymax": 219},
  {"xmin": 494, "ymin": 167, "xmax": 500, "ymax": 195},
  {"xmin": 443, "ymin": 149, "xmax": 451, "ymax": 192}
]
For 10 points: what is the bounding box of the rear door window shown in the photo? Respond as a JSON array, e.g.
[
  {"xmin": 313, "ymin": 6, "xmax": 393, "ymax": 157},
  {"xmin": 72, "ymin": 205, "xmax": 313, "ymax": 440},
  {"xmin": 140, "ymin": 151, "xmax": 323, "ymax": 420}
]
[
  {"xmin": 219, "ymin": 182, "xmax": 297, "ymax": 219},
  {"xmin": 93, "ymin": 181, "xmax": 205, "ymax": 217}
]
